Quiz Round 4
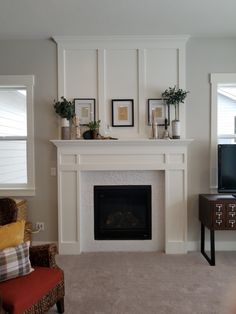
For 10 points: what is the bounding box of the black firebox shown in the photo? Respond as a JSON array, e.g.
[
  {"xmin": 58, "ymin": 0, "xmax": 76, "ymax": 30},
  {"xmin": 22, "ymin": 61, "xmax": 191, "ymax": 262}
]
[{"xmin": 94, "ymin": 185, "xmax": 151, "ymax": 240}]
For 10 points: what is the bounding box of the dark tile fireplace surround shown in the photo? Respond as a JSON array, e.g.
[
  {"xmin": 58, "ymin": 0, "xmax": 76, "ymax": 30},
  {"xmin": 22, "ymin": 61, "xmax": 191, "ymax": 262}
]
[{"xmin": 94, "ymin": 185, "xmax": 152, "ymax": 240}]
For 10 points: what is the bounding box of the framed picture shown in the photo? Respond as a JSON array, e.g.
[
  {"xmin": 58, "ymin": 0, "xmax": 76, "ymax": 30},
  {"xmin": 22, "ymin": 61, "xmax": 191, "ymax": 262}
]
[
  {"xmin": 148, "ymin": 99, "xmax": 170, "ymax": 126},
  {"xmin": 111, "ymin": 99, "xmax": 134, "ymax": 127},
  {"xmin": 74, "ymin": 98, "xmax": 95, "ymax": 125}
]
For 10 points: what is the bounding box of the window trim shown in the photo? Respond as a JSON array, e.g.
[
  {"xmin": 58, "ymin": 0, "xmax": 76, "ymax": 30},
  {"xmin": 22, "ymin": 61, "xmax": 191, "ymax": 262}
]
[
  {"xmin": 0, "ymin": 75, "xmax": 35, "ymax": 196},
  {"xmin": 210, "ymin": 73, "xmax": 236, "ymax": 191}
]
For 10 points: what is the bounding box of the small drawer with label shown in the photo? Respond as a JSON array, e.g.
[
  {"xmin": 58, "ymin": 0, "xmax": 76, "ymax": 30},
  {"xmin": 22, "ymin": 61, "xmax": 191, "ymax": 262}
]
[
  {"xmin": 214, "ymin": 203, "xmax": 224, "ymax": 212},
  {"xmin": 214, "ymin": 219, "xmax": 225, "ymax": 229},
  {"xmin": 227, "ymin": 203, "xmax": 236, "ymax": 211},
  {"xmin": 227, "ymin": 219, "xmax": 236, "ymax": 229},
  {"xmin": 215, "ymin": 212, "xmax": 223, "ymax": 220},
  {"xmin": 227, "ymin": 211, "xmax": 236, "ymax": 218}
]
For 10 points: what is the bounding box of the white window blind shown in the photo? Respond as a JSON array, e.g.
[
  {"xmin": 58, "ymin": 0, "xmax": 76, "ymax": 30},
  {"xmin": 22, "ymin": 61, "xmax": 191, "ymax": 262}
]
[
  {"xmin": 210, "ymin": 74, "xmax": 236, "ymax": 190},
  {"xmin": 217, "ymin": 86, "xmax": 236, "ymax": 144},
  {"xmin": 0, "ymin": 89, "xmax": 27, "ymax": 184},
  {"xmin": 0, "ymin": 75, "xmax": 35, "ymax": 196}
]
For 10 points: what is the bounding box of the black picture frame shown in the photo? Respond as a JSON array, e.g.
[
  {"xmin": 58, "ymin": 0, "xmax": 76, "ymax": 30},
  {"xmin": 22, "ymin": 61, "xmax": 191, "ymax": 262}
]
[
  {"xmin": 147, "ymin": 99, "xmax": 170, "ymax": 126},
  {"xmin": 111, "ymin": 99, "xmax": 134, "ymax": 127}
]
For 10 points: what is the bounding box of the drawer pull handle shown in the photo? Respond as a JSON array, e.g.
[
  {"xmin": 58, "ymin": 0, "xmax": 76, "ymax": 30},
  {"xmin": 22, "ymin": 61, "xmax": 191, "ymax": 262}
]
[
  {"xmin": 229, "ymin": 212, "xmax": 236, "ymax": 217},
  {"xmin": 216, "ymin": 220, "xmax": 222, "ymax": 226},
  {"xmin": 229, "ymin": 220, "xmax": 235, "ymax": 227},
  {"xmin": 229, "ymin": 204, "xmax": 236, "ymax": 210}
]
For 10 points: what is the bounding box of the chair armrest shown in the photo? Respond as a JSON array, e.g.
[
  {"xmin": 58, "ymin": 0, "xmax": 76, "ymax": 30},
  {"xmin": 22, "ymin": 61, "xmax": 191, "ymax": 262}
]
[{"xmin": 29, "ymin": 243, "xmax": 58, "ymax": 268}]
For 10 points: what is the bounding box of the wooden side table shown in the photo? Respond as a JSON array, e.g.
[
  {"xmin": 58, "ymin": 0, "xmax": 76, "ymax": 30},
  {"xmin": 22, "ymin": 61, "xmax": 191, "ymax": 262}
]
[{"xmin": 199, "ymin": 194, "xmax": 236, "ymax": 266}]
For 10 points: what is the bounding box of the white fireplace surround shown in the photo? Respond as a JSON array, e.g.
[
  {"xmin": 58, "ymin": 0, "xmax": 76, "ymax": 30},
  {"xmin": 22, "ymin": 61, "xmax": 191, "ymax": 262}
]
[
  {"xmin": 52, "ymin": 139, "xmax": 192, "ymax": 255},
  {"xmin": 81, "ymin": 170, "xmax": 164, "ymax": 252}
]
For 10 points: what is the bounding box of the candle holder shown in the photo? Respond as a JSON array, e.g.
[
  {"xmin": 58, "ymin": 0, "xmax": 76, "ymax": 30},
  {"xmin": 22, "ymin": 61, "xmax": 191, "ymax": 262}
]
[
  {"xmin": 163, "ymin": 118, "xmax": 171, "ymax": 139},
  {"xmin": 71, "ymin": 115, "xmax": 82, "ymax": 140},
  {"xmin": 151, "ymin": 109, "xmax": 158, "ymax": 139}
]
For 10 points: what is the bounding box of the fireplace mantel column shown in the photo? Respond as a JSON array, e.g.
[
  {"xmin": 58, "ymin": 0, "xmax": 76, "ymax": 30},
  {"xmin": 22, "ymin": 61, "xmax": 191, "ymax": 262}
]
[{"xmin": 51, "ymin": 139, "xmax": 193, "ymax": 254}]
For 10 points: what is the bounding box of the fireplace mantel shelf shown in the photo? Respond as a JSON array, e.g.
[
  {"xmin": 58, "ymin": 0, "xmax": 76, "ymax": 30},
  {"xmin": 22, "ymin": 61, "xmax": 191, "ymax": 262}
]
[
  {"xmin": 52, "ymin": 138, "xmax": 193, "ymax": 255},
  {"xmin": 51, "ymin": 138, "xmax": 193, "ymax": 147}
]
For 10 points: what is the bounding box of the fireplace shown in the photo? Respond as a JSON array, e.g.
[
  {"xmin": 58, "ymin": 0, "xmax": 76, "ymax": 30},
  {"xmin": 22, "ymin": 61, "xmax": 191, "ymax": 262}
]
[
  {"xmin": 94, "ymin": 185, "xmax": 152, "ymax": 240},
  {"xmin": 52, "ymin": 139, "xmax": 192, "ymax": 254}
]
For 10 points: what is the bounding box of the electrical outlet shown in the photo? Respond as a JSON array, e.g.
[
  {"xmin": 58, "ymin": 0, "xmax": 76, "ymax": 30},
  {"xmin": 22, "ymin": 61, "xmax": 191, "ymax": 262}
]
[
  {"xmin": 36, "ymin": 222, "xmax": 44, "ymax": 231},
  {"xmin": 50, "ymin": 167, "xmax": 56, "ymax": 176}
]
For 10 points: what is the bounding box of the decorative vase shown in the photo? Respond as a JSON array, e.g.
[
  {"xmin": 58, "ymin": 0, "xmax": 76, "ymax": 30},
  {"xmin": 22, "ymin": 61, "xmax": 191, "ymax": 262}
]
[
  {"xmin": 171, "ymin": 103, "xmax": 181, "ymax": 139},
  {"xmin": 172, "ymin": 120, "xmax": 180, "ymax": 139},
  {"xmin": 152, "ymin": 122, "xmax": 158, "ymax": 139},
  {"xmin": 175, "ymin": 103, "xmax": 180, "ymax": 121},
  {"xmin": 61, "ymin": 118, "xmax": 70, "ymax": 140},
  {"xmin": 91, "ymin": 130, "xmax": 99, "ymax": 139}
]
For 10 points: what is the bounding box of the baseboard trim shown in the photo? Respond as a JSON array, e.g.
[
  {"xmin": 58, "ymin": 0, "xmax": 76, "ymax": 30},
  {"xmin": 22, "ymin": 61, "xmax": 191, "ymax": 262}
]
[
  {"xmin": 31, "ymin": 241, "xmax": 236, "ymax": 252},
  {"xmin": 165, "ymin": 241, "xmax": 187, "ymax": 254},
  {"xmin": 188, "ymin": 241, "xmax": 236, "ymax": 251}
]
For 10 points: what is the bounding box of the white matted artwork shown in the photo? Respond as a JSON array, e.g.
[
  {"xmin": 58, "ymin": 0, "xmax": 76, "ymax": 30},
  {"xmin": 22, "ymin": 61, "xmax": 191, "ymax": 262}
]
[
  {"xmin": 148, "ymin": 99, "xmax": 170, "ymax": 126},
  {"xmin": 111, "ymin": 99, "xmax": 134, "ymax": 127},
  {"xmin": 74, "ymin": 98, "xmax": 95, "ymax": 125}
]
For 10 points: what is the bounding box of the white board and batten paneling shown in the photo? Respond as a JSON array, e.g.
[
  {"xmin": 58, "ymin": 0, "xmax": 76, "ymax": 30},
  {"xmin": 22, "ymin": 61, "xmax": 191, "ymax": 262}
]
[
  {"xmin": 52, "ymin": 36, "xmax": 191, "ymax": 255},
  {"xmin": 53, "ymin": 36, "xmax": 189, "ymax": 139}
]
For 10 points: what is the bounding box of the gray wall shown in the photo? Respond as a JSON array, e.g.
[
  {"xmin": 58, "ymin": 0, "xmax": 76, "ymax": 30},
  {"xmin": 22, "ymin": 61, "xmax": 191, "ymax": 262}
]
[
  {"xmin": 186, "ymin": 37, "xmax": 236, "ymax": 243},
  {"xmin": 0, "ymin": 39, "xmax": 58, "ymax": 241},
  {"xmin": 1, "ymin": 37, "xmax": 236, "ymax": 245}
]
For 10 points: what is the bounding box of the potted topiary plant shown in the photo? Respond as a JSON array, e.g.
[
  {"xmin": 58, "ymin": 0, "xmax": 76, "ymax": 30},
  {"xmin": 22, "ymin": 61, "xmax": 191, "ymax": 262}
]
[
  {"xmin": 162, "ymin": 86, "xmax": 189, "ymax": 139},
  {"xmin": 53, "ymin": 96, "xmax": 75, "ymax": 139}
]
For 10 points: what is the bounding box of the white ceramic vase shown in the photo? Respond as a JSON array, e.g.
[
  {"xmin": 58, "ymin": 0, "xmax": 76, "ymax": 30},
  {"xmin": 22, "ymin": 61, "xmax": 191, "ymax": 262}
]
[
  {"xmin": 61, "ymin": 118, "xmax": 70, "ymax": 140},
  {"xmin": 171, "ymin": 120, "xmax": 180, "ymax": 139}
]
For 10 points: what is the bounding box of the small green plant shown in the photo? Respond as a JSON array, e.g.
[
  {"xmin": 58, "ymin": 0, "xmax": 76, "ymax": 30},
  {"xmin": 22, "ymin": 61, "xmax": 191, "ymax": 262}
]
[
  {"xmin": 162, "ymin": 86, "xmax": 189, "ymax": 120},
  {"xmin": 87, "ymin": 120, "xmax": 101, "ymax": 131},
  {"xmin": 162, "ymin": 86, "xmax": 189, "ymax": 105},
  {"xmin": 53, "ymin": 96, "xmax": 75, "ymax": 120}
]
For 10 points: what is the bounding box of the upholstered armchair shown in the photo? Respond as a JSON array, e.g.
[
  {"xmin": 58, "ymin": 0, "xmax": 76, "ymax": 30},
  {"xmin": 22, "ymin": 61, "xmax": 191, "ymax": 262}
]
[{"xmin": 0, "ymin": 198, "xmax": 65, "ymax": 314}]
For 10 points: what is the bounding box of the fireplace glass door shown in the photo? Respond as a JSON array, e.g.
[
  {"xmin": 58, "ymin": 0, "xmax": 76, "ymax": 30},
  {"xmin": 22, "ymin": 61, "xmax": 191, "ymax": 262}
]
[{"xmin": 94, "ymin": 185, "xmax": 151, "ymax": 240}]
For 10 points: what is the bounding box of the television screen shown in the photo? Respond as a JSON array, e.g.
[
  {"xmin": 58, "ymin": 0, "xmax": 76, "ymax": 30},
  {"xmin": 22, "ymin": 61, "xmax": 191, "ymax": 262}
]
[{"xmin": 218, "ymin": 144, "xmax": 236, "ymax": 193}]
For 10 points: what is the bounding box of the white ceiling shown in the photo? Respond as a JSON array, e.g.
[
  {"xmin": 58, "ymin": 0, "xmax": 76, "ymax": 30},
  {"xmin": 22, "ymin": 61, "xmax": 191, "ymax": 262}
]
[{"xmin": 0, "ymin": 0, "xmax": 236, "ymax": 39}]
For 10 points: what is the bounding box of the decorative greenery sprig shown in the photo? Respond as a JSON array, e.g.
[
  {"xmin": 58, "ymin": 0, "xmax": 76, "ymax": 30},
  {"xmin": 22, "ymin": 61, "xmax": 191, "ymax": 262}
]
[
  {"xmin": 87, "ymin": 120, "xmax": 101, "ymax": 131},
  {"xmin": 53, "ymin": 96, "xmax": 75, "ymax": 120},
  {"xmin": 162, "ymin": 86, "xmax": 189, "ymax": 105}
]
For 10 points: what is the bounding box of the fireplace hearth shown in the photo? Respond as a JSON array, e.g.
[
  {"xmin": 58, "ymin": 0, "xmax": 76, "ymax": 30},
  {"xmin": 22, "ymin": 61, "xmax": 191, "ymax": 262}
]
[{"xmin": 94, "ymin": 185, "xmax": 152, "ymax": 240}]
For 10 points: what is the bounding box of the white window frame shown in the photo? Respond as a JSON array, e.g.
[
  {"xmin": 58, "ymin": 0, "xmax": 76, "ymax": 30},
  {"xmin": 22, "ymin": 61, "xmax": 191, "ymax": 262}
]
[
  {"xmin": 210, "ymin": 73, "xmax": 236, "ymax": 191},
  {"xmin": 0, "ymin": 75, "xmax": 35, "ymax": 196}
]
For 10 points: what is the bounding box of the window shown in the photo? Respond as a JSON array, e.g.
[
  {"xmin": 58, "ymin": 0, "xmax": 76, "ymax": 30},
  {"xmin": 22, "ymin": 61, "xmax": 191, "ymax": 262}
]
[
  {"xmin": 210, "ymin": 74, "xmax": 236, "ymax": 190},
  {"xmin": 217, "ymin": 86, "xmax": 236, "ymax": 143},
  {"xmin": 0, "ymin": 76, "xmax": 35, "ymax": 196}
]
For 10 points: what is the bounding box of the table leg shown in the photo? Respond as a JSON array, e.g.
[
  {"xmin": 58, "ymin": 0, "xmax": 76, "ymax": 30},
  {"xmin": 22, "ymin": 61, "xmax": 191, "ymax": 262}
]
[{"xmin": 200, "ymin": 223, "xmax": 215, "ymax": 266}]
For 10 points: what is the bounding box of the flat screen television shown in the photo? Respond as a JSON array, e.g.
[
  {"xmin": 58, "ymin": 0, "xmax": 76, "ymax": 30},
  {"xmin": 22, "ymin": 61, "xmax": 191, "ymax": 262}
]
[{"xmin": 218, "ymin": 144, "xmax": 236, "ymax": 194}]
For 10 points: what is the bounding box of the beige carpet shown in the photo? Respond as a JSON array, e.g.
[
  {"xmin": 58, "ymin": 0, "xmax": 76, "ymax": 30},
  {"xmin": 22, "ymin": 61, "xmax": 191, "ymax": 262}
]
[{"xmin": 49, "ymin": 251, "xmax": 236, "ymax": 314}]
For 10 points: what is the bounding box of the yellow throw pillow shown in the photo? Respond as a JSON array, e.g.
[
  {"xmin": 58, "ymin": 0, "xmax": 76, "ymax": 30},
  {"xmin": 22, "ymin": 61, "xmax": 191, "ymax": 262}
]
[{"xmin": 0, "ymin": 220, "xmax": 25, "ymax": 250}]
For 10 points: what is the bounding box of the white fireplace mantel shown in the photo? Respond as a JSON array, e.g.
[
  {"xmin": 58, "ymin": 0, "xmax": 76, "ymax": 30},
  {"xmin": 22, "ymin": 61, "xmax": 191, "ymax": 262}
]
[{"xmin": 51, "ymin": 139, "xmax": 193, "ymax": 255}]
